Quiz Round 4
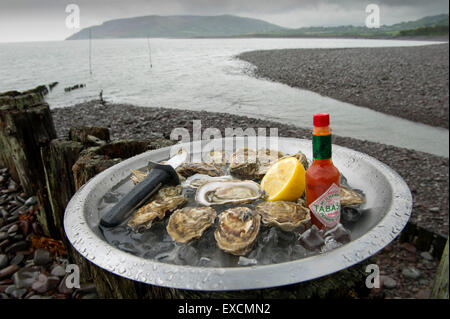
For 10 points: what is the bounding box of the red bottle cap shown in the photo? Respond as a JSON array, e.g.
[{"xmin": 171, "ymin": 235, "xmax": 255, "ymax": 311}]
[{"xmin": 313, "ymin": 113, "xmax": 330, "ymax": 127}]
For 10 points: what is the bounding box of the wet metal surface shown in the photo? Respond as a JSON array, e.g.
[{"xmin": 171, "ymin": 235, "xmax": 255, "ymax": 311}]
[{"xmin": 64, "ymin": 137, "xmax": 412, "ymax": 290}]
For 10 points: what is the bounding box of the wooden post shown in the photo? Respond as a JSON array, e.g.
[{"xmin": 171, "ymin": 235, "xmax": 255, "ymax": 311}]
[
  {"xmin": 41, "ymin": 139, "xmax": 84, "ymax": 241},
  {"xmin": 431, "ymin": 238, "xmax": 449, "ymax": 299},
  {"xmin": 0, "ymin": 89, "xmax": 56, "ymax": 237},
  {"xmin": 69, "ymin": 136, "xmax": 179, "ymax": 297}
]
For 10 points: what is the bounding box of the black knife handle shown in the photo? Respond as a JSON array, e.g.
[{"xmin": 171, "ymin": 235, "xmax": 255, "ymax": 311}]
[{"xmin": 99, "ymin": 163, "xmax": 179, "ymax": 228}]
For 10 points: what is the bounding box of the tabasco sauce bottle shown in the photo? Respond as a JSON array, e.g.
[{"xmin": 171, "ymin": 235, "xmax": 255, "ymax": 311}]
[{"xmin": 305, "ymin": 113, "xmax": 341, "ymax": 230}]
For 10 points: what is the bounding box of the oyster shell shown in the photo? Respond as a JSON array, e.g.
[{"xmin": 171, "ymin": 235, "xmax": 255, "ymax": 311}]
[
  {"xmin": 166, "ymin": 207, "xmax": 217, "ymax": 243},
  {"xmin": 229, "ymin": 148, "xmax": 258, "ymax": 179},
  {"xmin": 127, "ymin": 185, "xmax": 187, "ymax": 232},
  {"xmin": 255, "ymin": 201, "xmax": 311, "ymax": 232},
  {"xmin": 176, "ymin": 162, "xmax": 223, "ymax": 178},
  {"xmin": 130, "ymin": 169, "xmax": 148, "ymax": 185},
  {"xmin": 340, "ymin": 186, "xmax": 365, "ymax": 207},
  {"xmin": 195, "ymin": 180, "xmax": 262, "ymax": 206},
  {"xmin": 182, "ymin": 174, "xmax": 235, "ymax": 189},
  {"xmin": 255, "ymin": 149, "xmax": 284, "ymax": 179},
  {"xmin": 287, "ymin": 151, "xmax": 309, "ymax": 170},
  {"xmin": 214, "ymin": 207, "xmax": 261, "ymax": 256},
  {"xmin": 203, "ymin": 150, "xmax": 229, "ymax": 166},
  {"xmin": 130, "ymin": 168, "xmax": 186, "ymax": 184}
]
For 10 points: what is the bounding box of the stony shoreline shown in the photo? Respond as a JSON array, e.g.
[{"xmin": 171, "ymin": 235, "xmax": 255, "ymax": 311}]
[{"xmin": 237, "ymin": 43, "xmax": 449, "ymax": 129}]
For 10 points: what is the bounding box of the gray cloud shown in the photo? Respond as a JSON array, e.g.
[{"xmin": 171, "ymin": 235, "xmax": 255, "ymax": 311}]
[{"xmin": 0, "ymin": 0, "xmax": 448, "ymax": 42}]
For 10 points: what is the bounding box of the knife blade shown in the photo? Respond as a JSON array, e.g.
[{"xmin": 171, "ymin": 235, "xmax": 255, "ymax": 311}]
[{"xmin": 99, "ymin": 149, "xmax": 188, "ymax": 228}]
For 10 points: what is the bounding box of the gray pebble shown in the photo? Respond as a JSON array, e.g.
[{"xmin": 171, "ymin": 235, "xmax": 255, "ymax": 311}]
[
  {"xmin": 0, "ymin": 254, "xmax": 8, "ymax": 270},
  {"xmin": 51, "ymin": 265, "xmax": 66, "ymax": 277},
  {"xmin": 4, "ymin": 241, "xmax": 28, "ymax": 254},
  {"xmin": 428, "ymin": 207, "xmax": 440, "ymax": 213},
  {"xmin": 12, "ymin": 266, "xmax": 40, "ymax": 289},
  {"xmin": 0, "ymin": 232, "xmax": 7, "ymax": 241},
  {"xmin": 7, "ymin": 224, "xmax": 18, "ymax": 234},
  {"xmin": 0, "ymin": 208, "xmax": 8, "ymax": 218},
  {"xmin": 420, "ymin": 251, "xmax": 434, "ymax": 261},
  {"xmin": 419, "ymin": 279, "xmax": 429, "ymax": 286},
  {"xmin": 31, "ymin": 274, "xmax": 60, "ymax": 293},
  {"xmin": 402, "ymin": 267, "xmax": 421, "ymax": 280},
  {"xmin": 5, "ymin": 284, "xmax": 15, "ymax": 294},
  {"xmin": 10, "ymin": 254, "xmax": 24, "ymax": 265},
  {"xmin": 24, "ymin": 196, "xmax": 38, "ymax": 206},
  {"xmin": 381, "ymin": 275, "xmax": 397, "ymax": 289},
  {"xmin": 11, "ymin": 288, "xmax": 27, "ymax": 298},
  {"xmin": 34, "ymin": 249, "xmax": 51, "ymax": 266}
]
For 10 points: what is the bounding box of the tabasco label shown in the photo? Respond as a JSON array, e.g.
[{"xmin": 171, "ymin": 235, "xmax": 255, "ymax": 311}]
[{"xmin": 309, "ymin": 183, "xmax": 341, "ymax": 228}]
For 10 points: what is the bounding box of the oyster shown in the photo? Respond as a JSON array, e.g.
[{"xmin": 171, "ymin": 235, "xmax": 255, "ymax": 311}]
[
  {"xmin": 127, "ymin": 185, "xmax": 187, "ymax": 232},
  {"xmin": 166, "ymin": 207, "xmax": 217, "ymax": 243},
  {"xmin": 288, "ymin": 151, "xmax": 309, "ymax": 170},
  {"xmin": 340, "ymin": 186, "xmax": 365, "ymax": 207},
  {"xmin": 130, "ymin": 169, "xmax": 148, "ymax": 185},
  {"xmin": 195, "ymin": 180, "xmax": 262, "ymax": 206},
  {"xmin": 130, "ymin": 168, "xmax": 186, "ymax": 184},
  {"xmin": 255, "ymin": 201, "xmax": 311, "ymax": 232},
  {"xmin": 229, "ymin": 148, "xmax": 258, "ymax": 179},
  {"xmin": 176, "ymin": 162, "xmax": 223, "ymax": 178},
  {"xmin": 182, "ymin": 174, "xmax": 235, "ymax": 189},
  {"xmin": 214, "ymin": 207, "xmax": 261, "ymax": 256},
  {"xmin": 203, "ymin": 150, "xmax": 229, "ymax": 166},
  {"xmin": 255, "ymin": 149, "xmax": 284, "ymax": 179}
]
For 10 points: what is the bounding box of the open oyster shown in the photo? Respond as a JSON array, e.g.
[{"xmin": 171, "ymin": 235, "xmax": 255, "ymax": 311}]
[
  {"xmin": 166, "ymin": 207, "xmax": 217, "ymax": 243},
  {"xmin": 176, "ymin": 162, "xmax": 223, "ymax": 178},
  {"xmin": 130, "ymin": 169, "xmax": 148, "ymax": 185},
  {"xmin": 182, "ymin": 174, "xmax": 234, "ymax": 189},
  {"xmin": 214, "ymin": 207, "xmax": 261, "ymax": 256},
  {"xmin": 229, "ymin": 148, "xmax": 258, "ymax": 179},
  {"xmin": 127, "ymin": 185, "xmax": 187, "ymax": 232},
  {"xmin": 255, "ymin": 201, "xmax": 311, "ymax": 232},
  {"xmin": 340, "ymin": 186, "xmax": 365, "ymax": 207},
  {"xmin": 255, "ymin": 149, "xmax": 284, "ymax": 179},
  {"xmin": 195, "ymin": 180, "xmax": 262, "ymax": 206}
]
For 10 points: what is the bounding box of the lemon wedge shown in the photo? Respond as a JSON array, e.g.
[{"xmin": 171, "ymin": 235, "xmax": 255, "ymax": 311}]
[{"xmin": 260, "ymin": 156, "xmax": 306, "ymax": 201}]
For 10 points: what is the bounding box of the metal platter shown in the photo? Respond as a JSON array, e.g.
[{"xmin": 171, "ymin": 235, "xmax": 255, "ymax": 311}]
[{"xmin": 64, "ymin": 137, "xmax": 412, "ymax": 291}]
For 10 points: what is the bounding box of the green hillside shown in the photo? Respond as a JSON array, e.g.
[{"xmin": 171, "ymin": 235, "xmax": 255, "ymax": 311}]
[
  {"xmin": 66, "ymin": 15, "xmax": 288, "ymax": 40},
  {"xmin": 66, "ymin": 13, "xmax": 449, "ymax": 40}
]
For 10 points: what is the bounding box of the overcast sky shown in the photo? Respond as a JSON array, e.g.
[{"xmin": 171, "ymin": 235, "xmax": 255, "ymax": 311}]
[{"xmin": 0, "ymin": 0, "xmax": 448, "ymax": 43}]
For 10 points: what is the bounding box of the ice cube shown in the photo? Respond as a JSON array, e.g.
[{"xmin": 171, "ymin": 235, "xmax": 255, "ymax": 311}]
[
  {"xmin": 178, "ymin": 245, "xmax": 199, "ymax": 265},
  {"xmin": 238, "ymin": 256, "xmax": 258, "ymax": 266},
  {"xmin": 320, "ymin": 236, "xmax": 342, "ymax": 253},
  {"xmin": 341, "ymin": 207, "xmax": 362, "ymax": 223},
  {"xmin": 291, "ymin": 244, "xmax": 308, "ymax": 259},
  {"xmin": 299, "ymin": 225, "xmax": 325, "ymax": 250},
  {"xmin": 324, "ymin": 223, "xmax": 351, "ymax": 244},
  {"xmin": 143, "ymin": 242, "xmax": 174, "ymax": 259}
]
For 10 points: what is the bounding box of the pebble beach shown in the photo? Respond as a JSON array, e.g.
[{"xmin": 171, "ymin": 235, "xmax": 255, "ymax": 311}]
[{"xmin": 238, "ymin": 43, "xmax": 449, "ymax": 129}]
